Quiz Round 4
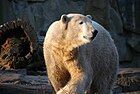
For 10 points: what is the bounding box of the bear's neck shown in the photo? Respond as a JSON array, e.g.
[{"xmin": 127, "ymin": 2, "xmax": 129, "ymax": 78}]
[{"xmin": 51, "ymin": 42, "xmax": 78, "ymax": 61}]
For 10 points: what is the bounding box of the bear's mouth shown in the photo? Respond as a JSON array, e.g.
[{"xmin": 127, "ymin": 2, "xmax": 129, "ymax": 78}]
[
  {"xmin": 83, "ymin": 30, "xmax": 98, "ymax": 41},
  {"xmin": 83, "ymin": 36, "xmax": 94, "ymax": 41}
]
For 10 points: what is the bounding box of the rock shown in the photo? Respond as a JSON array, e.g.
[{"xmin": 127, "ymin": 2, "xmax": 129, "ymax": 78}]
[
  {"xmin": 85, "ymin": 0, "xmax": 110, "ymax": 27},
  {"xmin": 0, "ymin": 73, "xmax": 22, "ymax": 83},
  {"xmin": 132, "ymin": 53, "xmax": 140, "ymax": 68},
  {"xmin": 20, "ymin": 75, "xmax": 49, "ymax": 85},
  {"xmin": 127, "ymin": 33, "xmax": 140, "ymax": 52},
  {"xmin": 118, "ymin": 0, "xmax": 135, "ymax": 31},
  {"xmin": 113, "ymin": 86, "xmax": 122, "ymax": 94},
  {"xmin": 0, "ymin": 69, "xmax": 26, "ymax": 83},
  {"xmin": 135, "ymin": 0, "xmax": 140, "ymax": 34},
  {"xmin": 0, "ymin": 69, "xmax": 27, "ymax": 75},
  {"xmin": 0, "ymin": 84, "xmax": 36, "ymax": 94},
  {"xmin": 9, "ymin": 0, "xmax": 85, "ymax": 33},
  {"xmin": 118, "ymin": 0, "xmax": 140, "ymax": 34},
  {"xmin": 109, "ymin": 7, "xmax": 123, "ymax": 34},
  {"xmin": 114, "ymin": 34, "xmax": 132, "ymax": 62},
  {"xmin": 0, "ymin": 69, "xmax": 53, "ymax": 94}
]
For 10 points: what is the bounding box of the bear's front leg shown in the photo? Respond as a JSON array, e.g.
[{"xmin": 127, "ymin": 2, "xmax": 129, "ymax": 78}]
[
  {"xmin": 57, "ymin": 60, "xmax": 93, "ymax": 94},
  {"xmin": 47, "ymin": 66, "xmax": 70, "ymax": 92},
  {"xmin": 57, "ymin": 73, "xmax": 89, "ymax": 94}
]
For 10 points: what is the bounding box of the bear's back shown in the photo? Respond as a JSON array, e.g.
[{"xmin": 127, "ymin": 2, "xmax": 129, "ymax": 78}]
[{"xmin": 79, "ymin": 21, "xmax": 118, "ymax": 72}]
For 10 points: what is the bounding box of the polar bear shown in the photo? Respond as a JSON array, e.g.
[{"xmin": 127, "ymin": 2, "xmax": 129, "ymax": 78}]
[{"xmin": 43, "ymin": 13, "xmax": 119, "ymax": 94}]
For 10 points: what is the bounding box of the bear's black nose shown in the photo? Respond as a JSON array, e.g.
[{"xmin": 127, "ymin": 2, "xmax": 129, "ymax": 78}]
[{"xmin": 90, "ymin": 29, "xmax": 98, "ymax": 41}]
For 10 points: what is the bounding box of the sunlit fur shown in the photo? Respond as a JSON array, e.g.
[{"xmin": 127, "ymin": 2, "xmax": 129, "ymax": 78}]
[{"xmin": 43, "ymin": 13, "xmax": 119, "ymax": 94}]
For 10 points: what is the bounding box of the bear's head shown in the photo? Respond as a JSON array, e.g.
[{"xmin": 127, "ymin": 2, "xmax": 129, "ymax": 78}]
[
  {"xmin": 49, "ymin": 14, "xmax": 98, "ymax": 50},
  {"xmin": 59, "ymin": 14, "xmax": 98, "ymax": 48}
]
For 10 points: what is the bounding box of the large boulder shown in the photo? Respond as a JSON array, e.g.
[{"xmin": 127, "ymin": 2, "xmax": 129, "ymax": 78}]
[
  {"xmin": 113, "ymin": 34, "xmax": 132, "ymax": 62},
  {"xmin": 85, "ymin": 0, "xmax": 110, "ymax": 27},
  {"xmin": 109, "ymin": 7, "xmax": 123, "ymax": 34},
  {"xmin": 127, "ymin": 33, "xmax": 140, "ymax": 52}
]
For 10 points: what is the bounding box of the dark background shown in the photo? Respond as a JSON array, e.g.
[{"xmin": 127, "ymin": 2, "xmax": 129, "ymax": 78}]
[{"xmin": 0, "ymin": 0, "xmax": 140, "ymax": 68}]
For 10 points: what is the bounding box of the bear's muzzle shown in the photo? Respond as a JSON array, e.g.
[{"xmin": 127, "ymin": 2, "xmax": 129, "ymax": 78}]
[{"xmin": 83, "ymin": 29, "xmax": 98, "ymax": 41}]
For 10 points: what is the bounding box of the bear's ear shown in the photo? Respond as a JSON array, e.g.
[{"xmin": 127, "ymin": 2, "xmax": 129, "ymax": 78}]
[
  {"xmin": 61, "ymin": 14, "xmax": 69, "ymax": 23},
  {"xmin": 86, "ymin": 15, "xmax": 92, "ymax": 20},
  {"xmin": 60, "ymin": 14, "xmax": 69, "ymax": 30}
]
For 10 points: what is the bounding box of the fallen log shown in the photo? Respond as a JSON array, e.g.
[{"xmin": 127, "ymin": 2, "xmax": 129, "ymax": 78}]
[{"xmin": 0, "ymin": 19, "xmax": 44, "ymax": 70}]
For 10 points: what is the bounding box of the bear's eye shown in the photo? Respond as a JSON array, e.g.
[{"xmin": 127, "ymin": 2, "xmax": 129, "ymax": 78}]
[{"xmin": 79, "ymin": 21, "xmax": 83, "ymax": 25}]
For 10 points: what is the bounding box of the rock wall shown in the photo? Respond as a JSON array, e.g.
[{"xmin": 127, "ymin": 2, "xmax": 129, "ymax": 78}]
[
  {"xmin": 117, "ymin": 0, "xmax": 140, "ymax": 67},
  {"xmin": 0, "ymin": 0, "xmax": 85, "ymax": 36},
  {"xmin": 0, "ymin": 0, "xmax": 140, "ymax": 68}
]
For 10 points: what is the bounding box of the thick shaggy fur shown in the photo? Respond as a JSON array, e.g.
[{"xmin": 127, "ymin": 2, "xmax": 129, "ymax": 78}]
[{"xmin": 43, "ymin": 13, "xmax": 119, "ymax": 94}]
